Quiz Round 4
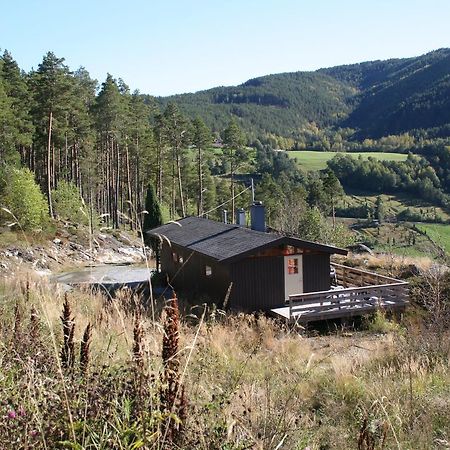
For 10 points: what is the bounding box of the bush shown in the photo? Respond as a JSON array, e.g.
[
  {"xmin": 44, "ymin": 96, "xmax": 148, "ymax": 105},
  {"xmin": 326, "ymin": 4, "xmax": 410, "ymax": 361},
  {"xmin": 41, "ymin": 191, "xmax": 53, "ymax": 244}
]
[
  {"xmin": 51, "ymin": 181, "xmax": 90, "ymax": 226},
  {"xmin": 299, "ymin": 207, "xmax": 356, "ymax": 248},
  {"xmin": 397, "ymin": 207, "xmax": 448, "ymax": 224},
  {"xmin": 364, "ymin": 310, "xmax": 401, "ymax": 334},
  {"xmin": 0, "ymin": 167, "xmax": 49, "ymax": 231},
  {"xmin": 336, "ymin": 204, "xmax": 373, "ymax": 219}
]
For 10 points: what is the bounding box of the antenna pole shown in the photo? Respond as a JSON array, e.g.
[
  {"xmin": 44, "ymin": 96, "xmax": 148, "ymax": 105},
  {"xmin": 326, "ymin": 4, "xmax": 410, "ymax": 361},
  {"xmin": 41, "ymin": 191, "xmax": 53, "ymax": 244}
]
[{"xmin": 251, "ymin": 178, "xmax": 255, "ymax": 203}]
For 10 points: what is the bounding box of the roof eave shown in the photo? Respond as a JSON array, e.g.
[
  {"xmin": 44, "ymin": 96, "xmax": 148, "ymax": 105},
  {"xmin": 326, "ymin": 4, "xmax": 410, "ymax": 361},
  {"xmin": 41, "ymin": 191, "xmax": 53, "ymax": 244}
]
[
  {"xmin": 283, "ymin": 236, "xmax": 348, "ymax": 256},
  {"xmin": 219, "ymin": 237, "xmax": 285, "ymax": 263},
  {"xmin": 221, "ymin": 236, "xmax": 347, "ymax": 263},
  {"xmin": 157, "ymin": 238, "xmax": 222, "ymax": 263}
]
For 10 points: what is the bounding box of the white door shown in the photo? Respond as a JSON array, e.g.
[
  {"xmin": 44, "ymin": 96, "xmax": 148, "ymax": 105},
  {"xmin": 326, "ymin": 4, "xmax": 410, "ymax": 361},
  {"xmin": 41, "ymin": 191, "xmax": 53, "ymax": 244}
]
[{"xmin": 284, "ymin": 255, "xmax": 303, "ymax": 301}]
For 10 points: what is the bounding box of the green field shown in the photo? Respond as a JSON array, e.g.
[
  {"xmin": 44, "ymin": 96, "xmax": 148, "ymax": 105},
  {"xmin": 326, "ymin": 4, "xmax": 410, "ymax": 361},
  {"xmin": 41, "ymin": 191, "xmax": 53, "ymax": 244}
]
[
  {"xmin": 288, "ymin": 151, "xmax": 409, "ymax": 171},
  {"xmin": 416, "ymin": 223, "xmax": 450, "ymax": 255},
  {"xmin": 338, "ymin": 192, "xmax": 450, "ymax": 223}
]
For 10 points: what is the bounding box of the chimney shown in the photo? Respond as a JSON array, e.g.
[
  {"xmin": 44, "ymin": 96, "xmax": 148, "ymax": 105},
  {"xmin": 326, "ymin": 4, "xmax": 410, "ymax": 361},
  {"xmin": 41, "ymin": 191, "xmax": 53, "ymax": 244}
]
[
  {"xmin": 236, "ymin": 208, "xmax": 246, "ymax": 227},
  {"xmin": 222, "ymin": 209, "xmax": 228, "ymax": 224},
  {"xmin": 250, "ymin": 201, "xmax": 265, "ymax": 232}
]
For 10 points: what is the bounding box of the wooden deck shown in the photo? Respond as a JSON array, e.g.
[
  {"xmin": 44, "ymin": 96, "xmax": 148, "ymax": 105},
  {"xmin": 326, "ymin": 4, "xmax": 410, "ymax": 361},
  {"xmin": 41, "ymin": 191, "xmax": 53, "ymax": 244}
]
[{"xmin": 271, "ymin": 263, "xmax": 408, "ymax": 324}]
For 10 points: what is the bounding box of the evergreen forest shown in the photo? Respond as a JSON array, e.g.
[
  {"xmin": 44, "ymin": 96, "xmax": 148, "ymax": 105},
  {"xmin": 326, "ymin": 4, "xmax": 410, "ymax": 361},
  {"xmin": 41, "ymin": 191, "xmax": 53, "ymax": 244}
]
[{"xmin": 1, "ymin": 48, "xmax": 450, "ymax": 247}]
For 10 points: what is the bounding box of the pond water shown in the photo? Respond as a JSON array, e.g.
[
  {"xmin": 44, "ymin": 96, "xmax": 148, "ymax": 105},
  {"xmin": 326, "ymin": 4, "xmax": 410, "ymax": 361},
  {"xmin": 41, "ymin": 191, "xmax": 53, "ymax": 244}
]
[{"xmin": 53, "ymin": 264, "xmax": 155, "ymax": 287}]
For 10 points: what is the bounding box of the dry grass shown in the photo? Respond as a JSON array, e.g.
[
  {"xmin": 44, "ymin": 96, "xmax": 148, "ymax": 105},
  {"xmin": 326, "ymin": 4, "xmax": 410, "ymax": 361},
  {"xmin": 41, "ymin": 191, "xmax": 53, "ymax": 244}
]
[
  {"xmin": 337, "ymin": 252, "xmax": 437, "ymax": 279},
  {"xmin": 0, "ymin": 274, "xmax": 449, "ymax": 449}
]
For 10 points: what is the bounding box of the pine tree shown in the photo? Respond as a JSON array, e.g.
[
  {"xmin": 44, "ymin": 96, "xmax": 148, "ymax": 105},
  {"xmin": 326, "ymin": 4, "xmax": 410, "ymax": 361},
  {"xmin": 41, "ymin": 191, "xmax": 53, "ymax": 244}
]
[
  {"xmin": 223, "ymin": 118, "xmax": 245, "ymax": 221},
  {"xmin": 67, "ymin": 68, "xmax": 96, "ymax": 186},
  {"xmin": 192, "ymin": 117, "xmax": 211, "ymax": 216},
  {"xmin": 129, "ymin": 91, "xmax": 154, "ymax": 226},
  {"xmin": 0, "ymin": 77, "xmax": 17, "ymax": 164},
  {"xmin": 374, "ymin": 196, "xmax": 385, "ymax": 223},
  {"xmin": 322, "ymin": 169, "xmax": 344, "ymax": 227},
  {"xmin": 154, "ymin": 112, "xmax": 167, "ymax": 205},
  {"xmin": 163, "ymin": 103, "xmax": 190, "ymax": 218},
  {"xmin": 94, "ymin": 74, "xmax": 127, "ymax": 227},
  {"xmin": 0, "ymin": 51, "xmax": 34, "ymax": 165},
  {"xmin": 30, "ymin": 52, "xmax": 73, "ymax": 217},
  {"xmin": 143, "ymin": 184, "xmax": 163, "ymax": 271}
]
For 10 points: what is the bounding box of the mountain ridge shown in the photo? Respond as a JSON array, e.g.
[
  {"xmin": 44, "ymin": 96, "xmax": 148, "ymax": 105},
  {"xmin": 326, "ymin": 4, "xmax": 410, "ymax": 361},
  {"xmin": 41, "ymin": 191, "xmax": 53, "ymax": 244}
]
[{"xmin": 153, "ymin": 48, "xmax": 450, "ymax": 140}]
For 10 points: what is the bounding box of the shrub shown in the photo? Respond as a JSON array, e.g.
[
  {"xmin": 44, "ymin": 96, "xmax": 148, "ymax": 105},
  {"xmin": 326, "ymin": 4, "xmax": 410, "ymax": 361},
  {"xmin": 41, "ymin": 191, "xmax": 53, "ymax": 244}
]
[
  {"xmin": 0, "ymin": 167, "xmax": 49, "ymax": 231},
  {"xmin": 51, "ymin": 180, "xmax": 89, "ymax": 225},
  {"xmin": 336, "ymin": 204, "xmax": 373, "ymax": 219},
  {"xmin": 365, "ymin": 310, "xmax": 401, "ymax": 334},
  {"xmin": 300, "ymin": 207, "xmax": 356, "ymax": 248}
]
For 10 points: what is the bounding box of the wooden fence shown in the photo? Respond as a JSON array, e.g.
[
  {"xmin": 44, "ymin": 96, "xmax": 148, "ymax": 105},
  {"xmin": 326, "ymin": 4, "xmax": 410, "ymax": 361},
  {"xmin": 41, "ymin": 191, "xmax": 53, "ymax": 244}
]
[
  {"xmin": 332, "ymin": 263, "xmax": 402, "ymax": 287},
  {"xmin": 285, "ymin": 264, "xmax": 408, "ymax": 323}
]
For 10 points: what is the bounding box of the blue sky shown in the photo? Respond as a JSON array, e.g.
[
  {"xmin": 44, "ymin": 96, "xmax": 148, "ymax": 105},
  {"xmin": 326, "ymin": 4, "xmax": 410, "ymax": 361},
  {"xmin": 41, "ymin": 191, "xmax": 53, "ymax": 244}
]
[{"xmin": 1, "ymin": 0, "xmax": 449, "ymax": 96}]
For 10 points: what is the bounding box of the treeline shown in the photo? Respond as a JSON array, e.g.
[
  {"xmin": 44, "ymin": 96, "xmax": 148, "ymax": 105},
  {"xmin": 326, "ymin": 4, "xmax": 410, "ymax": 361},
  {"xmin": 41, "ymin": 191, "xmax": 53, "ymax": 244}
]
[
  {"xmin": 3, "ymin": 48, "xmax": 448, "ymax": 246},
  {"xmin": 155, "ymin": 71, "xmax": 353, "ymax": 140},
  {"xmin": 157, "ymin": 48, "xmax": 450, "ymax": 144},
  {"xmin": 0, "ymin": 50, "xmax": 255, "ymax": 231},
  {"xmin": 327, "ymin": 153, "xmax": 450, "ymax": 208},
  {"xmin": 0, "ymin": 50, "xmax": 155, "ymax": 229}
]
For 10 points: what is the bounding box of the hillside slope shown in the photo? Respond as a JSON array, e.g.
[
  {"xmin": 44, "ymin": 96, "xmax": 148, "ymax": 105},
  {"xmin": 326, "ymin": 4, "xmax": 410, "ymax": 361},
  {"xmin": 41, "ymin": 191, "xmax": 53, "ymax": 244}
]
[
  {"xmin": 156, "ymin": 48, "xmax": 450, "ymax": 139},
  {"xmin": 155, "ymin": 72, "xmax": 355, "ymax": 137},
  {"xmin": 321, "ymin": 48, "xmax": 450, "ymax": 137}
]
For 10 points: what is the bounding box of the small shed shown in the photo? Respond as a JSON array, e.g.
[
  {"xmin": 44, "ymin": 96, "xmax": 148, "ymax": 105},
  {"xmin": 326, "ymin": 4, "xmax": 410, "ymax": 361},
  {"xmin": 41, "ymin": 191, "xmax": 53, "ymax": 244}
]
[{"xmin": 148, "ymin": 215, "xmax": 347, "ymax": 311}]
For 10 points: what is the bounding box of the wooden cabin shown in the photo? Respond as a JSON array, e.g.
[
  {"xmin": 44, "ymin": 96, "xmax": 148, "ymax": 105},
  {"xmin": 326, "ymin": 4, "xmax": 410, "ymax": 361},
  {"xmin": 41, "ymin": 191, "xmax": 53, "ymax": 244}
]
[{"xmin": 148, "ymin": 214, "xmax": 347, "ymax": 311}]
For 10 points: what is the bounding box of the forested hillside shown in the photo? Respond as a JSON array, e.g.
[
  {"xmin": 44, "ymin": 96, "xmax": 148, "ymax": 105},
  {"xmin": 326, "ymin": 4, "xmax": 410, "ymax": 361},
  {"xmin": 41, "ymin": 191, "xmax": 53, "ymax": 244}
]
[
  {"xmin": 0, "ymin": 50, "xmax": 153, "ymax": 230},
  {"xmin": 321, "ymin": 48, "xmax": 450, "ymax": 137},
  {"xmin": 0, "ymin": 50, "xmax": 236, "ymax": 232},
  {"xmin": 154, "ymin": 72, "xmax": 355, "ymax": 139},
  {"xmin": 1, "ymin": 47, "xmax": 450, "ymax": 251},
  {"xmin": 158, "ymin": 48, "xmax": 450, "ymax": 141}
]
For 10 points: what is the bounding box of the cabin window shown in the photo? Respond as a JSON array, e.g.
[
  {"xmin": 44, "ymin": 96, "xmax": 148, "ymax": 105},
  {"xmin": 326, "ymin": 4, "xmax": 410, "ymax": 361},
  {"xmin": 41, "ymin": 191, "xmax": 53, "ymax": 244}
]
[
  {"xmin": 205, "ymin": 265, "xmax": 212, "ymax": 276},
  {"xmin": 172, "ymin": 252, "xmax": 178, "ymax": 263},
  {"xmin": 287, "ymin": 258, "xmax": 298, "ymax": 275}
]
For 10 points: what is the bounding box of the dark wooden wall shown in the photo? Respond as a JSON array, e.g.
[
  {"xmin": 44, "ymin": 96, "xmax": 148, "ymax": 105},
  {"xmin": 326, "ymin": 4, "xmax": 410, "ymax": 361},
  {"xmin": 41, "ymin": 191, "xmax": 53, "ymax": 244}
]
[
  {"xmin": 230, "ymin": 256, "xmax": 284, "ymax": 311},
  {"xmin": 161, "ymin": 243, "xmax": 332, "ymax": 311},
  {"xmin": 160, "ymin": 243, "xmax": 231, "ymax": 305},
  {"xmin": 302, "ymin": 253, "xmax": 331, "ymax": 292}
]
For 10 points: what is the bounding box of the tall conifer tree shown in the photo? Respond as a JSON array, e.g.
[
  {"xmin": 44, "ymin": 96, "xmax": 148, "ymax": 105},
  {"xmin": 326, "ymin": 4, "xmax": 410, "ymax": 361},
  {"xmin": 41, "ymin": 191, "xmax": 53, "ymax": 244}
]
[
  {"xmin": 223, "ymin": 118, "xmax": 245, "ymax": 221},
  {"xmin": 30, "ymin": 52, "xmax": 73, "ymax": 216},
  {"xmin": 192, "ymin": 117, "xmax": 211, "ymax": 216},
  {"xmin": 143, "ymin": 184, "xmax": 163, "ymax": 271}
]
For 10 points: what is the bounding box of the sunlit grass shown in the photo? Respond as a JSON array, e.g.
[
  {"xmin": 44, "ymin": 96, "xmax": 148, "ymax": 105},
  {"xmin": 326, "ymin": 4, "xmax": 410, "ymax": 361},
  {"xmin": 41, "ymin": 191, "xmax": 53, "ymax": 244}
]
[
  {"xmin": 0, "ymin": 274, "xmax": 449, "ymax": 449},
  {"xmin": 417, "ymin": 223, "xmax": 450, "ymax": 255},
  {"xmin": 289, "ymin": 150, "xmax": 408, "ymax": 171}
]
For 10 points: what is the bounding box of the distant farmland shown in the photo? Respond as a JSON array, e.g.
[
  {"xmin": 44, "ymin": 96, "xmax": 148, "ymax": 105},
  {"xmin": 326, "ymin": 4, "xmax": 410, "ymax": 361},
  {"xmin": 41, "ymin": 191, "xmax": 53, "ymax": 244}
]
[
  {"xmin": 288, "ymin": 151, "xmax": 409, "ymax": 171},
  {"xmin": 416, "ymin": 223, "xmax": 450, "ymax": 255}
]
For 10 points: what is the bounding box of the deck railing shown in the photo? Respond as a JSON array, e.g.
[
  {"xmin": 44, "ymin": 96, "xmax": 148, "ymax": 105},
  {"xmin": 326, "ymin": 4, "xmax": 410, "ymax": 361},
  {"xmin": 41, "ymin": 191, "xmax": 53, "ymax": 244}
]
[
  {"xmin": 286, "ymin": 263, "xmax": 408, "ymax": 323},
  {"xmin": 332, "ymin": 263, "xmax": 402, "ymax": 287}
]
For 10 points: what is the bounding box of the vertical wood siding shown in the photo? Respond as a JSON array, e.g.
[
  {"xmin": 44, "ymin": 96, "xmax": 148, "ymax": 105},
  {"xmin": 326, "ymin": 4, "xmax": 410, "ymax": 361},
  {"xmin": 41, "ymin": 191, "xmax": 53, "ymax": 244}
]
[
  {"xmin": 230, "ymin": 256, "xmax": 284, "ymax": 311},
  {"xmin": 302, "ymin": 253, "xmax": 331, "ymax": 292},
  {"xmin": 160, "ymin": 242, "xmax": 231, "ymax": 305},
  {"xmin": 161, "ymin": 244, "xmax": 332, "ymax": 311}
]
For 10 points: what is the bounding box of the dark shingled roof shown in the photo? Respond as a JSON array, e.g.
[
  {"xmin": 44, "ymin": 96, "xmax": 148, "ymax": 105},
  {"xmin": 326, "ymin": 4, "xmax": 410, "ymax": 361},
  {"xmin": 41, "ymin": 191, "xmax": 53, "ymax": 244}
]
[{"xmin": 148, "ymin": 217, "xmax": 347, "ymax": 262}]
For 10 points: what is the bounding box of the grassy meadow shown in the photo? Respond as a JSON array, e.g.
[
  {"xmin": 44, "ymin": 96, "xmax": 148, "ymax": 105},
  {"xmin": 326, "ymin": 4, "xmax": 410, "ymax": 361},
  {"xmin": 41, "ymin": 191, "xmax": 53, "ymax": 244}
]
[
  {"xmin": 0, "ymin": 271, "xmax": 449, "ymax": 449},
  {"xmin": 417, "ymin": 223, "xmax": 450, "ymax": 255},
  {"xmin": 335, "ymin": 191, "xmax": 450, "ymax": 259},
  {"xmin": 339, "ymin": 191, "xmax": 450, "ymax": 222},
  {"xmin": 289, "ymin": 151, "xmax": 409, "ymax": 171}
]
